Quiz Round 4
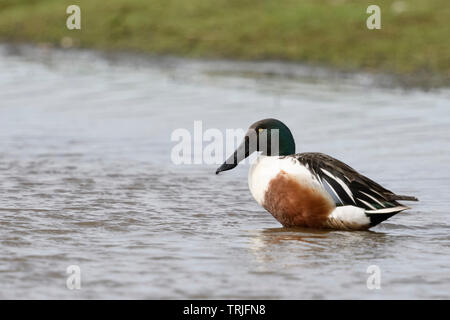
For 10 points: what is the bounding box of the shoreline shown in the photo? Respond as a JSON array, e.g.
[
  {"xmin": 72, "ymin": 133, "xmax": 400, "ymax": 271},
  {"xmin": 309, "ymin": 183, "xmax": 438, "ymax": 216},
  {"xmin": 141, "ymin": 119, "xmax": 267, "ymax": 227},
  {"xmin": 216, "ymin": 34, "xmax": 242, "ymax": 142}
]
[
  {"xmin": 0, "ymin": 0, "xmax": 448, "ymax": 88},
  {"xmin": 2, "ymin": 41, "xmax": 448, "ymax": 90}
]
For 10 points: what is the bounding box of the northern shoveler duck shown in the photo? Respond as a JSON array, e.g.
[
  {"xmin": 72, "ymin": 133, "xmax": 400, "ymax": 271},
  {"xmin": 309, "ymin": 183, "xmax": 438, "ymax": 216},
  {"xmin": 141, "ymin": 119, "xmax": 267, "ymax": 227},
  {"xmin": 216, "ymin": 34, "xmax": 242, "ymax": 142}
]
[{"xmin": 216, "ymin": 118, "xmax": 418, "ymax": 230}]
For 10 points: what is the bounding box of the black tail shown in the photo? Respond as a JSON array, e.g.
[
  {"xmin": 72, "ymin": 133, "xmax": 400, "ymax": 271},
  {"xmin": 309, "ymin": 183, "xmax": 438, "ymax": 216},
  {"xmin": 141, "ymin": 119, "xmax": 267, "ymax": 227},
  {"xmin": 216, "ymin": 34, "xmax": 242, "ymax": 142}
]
[
  {"xmin": 368, "ymin": 212, "xmax": 399, "ymax": 227},
  {"xmin": 388, "ymin": 194, "xmax": 419, "ymax": 202}
]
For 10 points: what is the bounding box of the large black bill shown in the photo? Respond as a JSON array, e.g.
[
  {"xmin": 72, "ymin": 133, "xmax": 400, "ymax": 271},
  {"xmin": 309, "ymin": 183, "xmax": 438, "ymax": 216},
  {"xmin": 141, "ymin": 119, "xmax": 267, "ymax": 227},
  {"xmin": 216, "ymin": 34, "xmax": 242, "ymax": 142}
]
[
  {"xmin": 215, "ymin": 161, "xmax": 237, "ymax": 174},
  {"xmin": 216, "ymin": 131, "xmax": 256, "ymax": 174},
  {"xmin": 215, "ymin": 138, "xmax": 247, "ymax": 174}
]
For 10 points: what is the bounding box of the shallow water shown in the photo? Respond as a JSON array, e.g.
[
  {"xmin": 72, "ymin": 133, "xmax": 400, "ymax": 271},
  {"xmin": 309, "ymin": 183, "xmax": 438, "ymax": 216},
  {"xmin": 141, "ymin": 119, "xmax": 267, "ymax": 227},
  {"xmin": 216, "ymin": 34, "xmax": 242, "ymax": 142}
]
[{"xmin": 0, "ymin": 44, "xmax": 449, "ymax": 299}]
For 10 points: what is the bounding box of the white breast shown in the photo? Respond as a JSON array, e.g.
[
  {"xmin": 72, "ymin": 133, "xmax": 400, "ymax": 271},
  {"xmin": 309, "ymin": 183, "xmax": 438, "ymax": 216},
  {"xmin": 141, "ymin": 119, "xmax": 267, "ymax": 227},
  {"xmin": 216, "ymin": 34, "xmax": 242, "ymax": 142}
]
[{"xmin": 248, "ymin": 155, "xmax": 321, "ymax": 206}]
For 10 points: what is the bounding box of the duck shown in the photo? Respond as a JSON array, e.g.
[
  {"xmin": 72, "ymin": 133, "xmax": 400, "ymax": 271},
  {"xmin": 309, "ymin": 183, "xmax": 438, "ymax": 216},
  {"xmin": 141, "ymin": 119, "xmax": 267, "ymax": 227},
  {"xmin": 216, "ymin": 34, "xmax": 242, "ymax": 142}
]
[{"xmin": 216, "ymin": 118, "xmax": 418, "ymax": 230}]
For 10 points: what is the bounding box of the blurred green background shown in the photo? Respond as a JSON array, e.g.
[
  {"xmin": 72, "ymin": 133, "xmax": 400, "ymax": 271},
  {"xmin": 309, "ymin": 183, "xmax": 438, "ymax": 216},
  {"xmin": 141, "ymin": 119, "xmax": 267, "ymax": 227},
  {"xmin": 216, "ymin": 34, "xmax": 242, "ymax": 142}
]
[{"xmin": 0, "ymin": 0, "xmax": 448, "ymax": 77}]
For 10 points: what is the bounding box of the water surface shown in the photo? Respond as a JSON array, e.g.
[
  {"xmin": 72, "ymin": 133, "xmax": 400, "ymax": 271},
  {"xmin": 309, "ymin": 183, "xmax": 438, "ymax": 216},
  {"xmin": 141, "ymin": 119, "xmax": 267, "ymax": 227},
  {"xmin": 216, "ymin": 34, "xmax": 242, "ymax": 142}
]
[{"xmin": 0, "ymin": 44, "xmax": 449, "ymax": 299}]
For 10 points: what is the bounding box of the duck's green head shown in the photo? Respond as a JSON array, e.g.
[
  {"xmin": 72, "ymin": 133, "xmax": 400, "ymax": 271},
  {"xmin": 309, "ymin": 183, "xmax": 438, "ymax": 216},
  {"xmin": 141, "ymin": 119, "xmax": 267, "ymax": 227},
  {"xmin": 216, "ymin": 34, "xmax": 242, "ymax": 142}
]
[{"xmin": 216, "ymin": 118, "xmax": 295, "ymax": 174}]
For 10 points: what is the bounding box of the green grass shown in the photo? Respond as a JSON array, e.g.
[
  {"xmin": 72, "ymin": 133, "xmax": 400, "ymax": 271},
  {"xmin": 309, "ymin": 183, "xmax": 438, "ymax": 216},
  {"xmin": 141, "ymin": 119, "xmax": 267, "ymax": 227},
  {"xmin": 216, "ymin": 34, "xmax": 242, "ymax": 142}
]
[{"xmin": 0, "ymin": 0, "xmax": 449, "ymax": 78}]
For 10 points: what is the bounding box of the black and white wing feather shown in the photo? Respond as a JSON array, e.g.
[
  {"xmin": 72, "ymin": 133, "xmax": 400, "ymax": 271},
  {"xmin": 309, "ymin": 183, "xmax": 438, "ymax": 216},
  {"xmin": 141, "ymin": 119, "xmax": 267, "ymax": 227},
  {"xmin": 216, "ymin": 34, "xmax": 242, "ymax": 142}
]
[{"xmin": 291, "ymin": 153, "xmax": 418, "ymax": 214}]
